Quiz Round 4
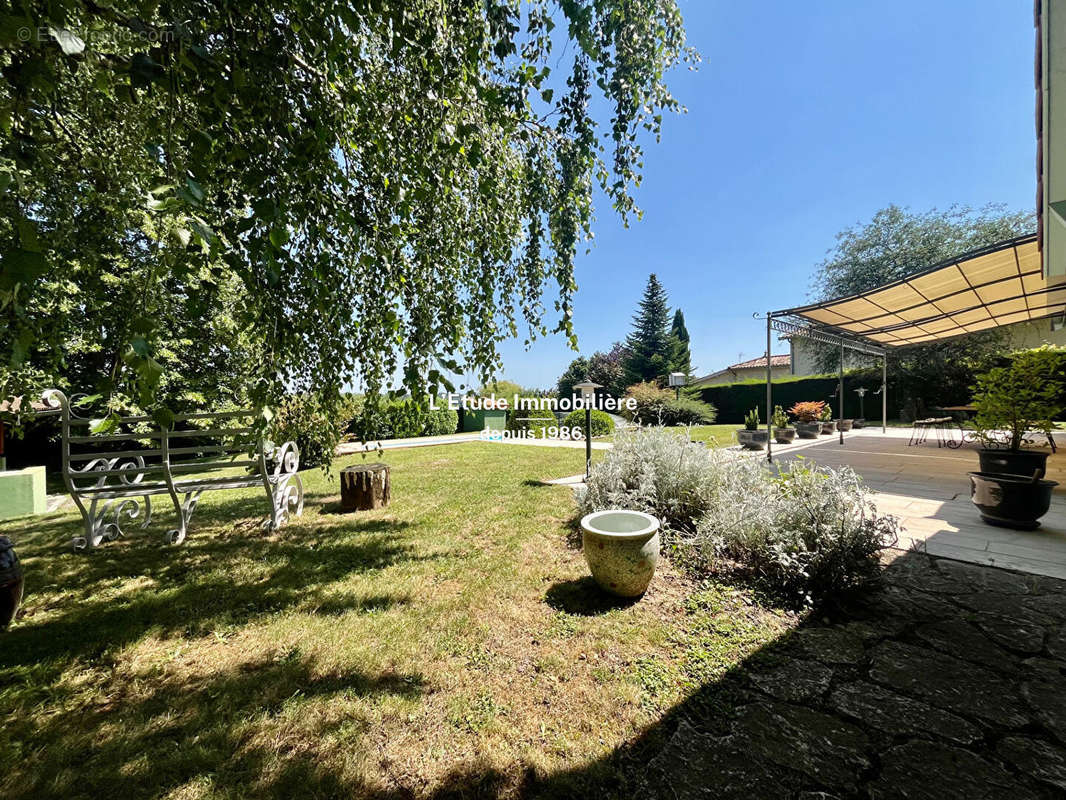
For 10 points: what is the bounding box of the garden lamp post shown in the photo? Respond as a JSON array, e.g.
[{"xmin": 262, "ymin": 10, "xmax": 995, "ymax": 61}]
[
  {"xmin": 854, "ymin": 386, "xmax": 867, "ymax": 421},
  {"xmin": 574, "ymin": 379, "xmax": 602, "ymax": 480},
  {"xmin": 668, "ymin": 372, "xmax": 687, "ymax": 401}
]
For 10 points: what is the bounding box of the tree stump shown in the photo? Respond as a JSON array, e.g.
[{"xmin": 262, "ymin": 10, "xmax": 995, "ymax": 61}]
[{"xmin": 340, "ymin": 463, "xmax": 391, "ymax": 511}]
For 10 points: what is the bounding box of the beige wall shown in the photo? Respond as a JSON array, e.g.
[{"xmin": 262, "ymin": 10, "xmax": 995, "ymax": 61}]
[
  {"xmin": 696, "ymin": 364, "xmax": 792, "ymax": 387},
  {"xmin": 788, "ymin": 318, "xmax": 1066, "ymax": 377},
  {"xmin": 789, "ymin": 338, "xmax": 872, "ymax": 376}
]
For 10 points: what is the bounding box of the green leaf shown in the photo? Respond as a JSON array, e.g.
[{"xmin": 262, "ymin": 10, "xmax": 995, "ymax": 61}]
[
  {"xmin": 0, "ymin": 249, "xmax": 47, "ymax": 287},
  {"xmin": 269, "ymin": 227, "xmax": 290, "ymax": 248}
]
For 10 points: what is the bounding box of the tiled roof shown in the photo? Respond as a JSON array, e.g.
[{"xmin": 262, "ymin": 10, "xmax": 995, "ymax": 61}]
[
  {"xmin": 692, "ymin": 354, "xmax": 790, "ymax": 385},
  {"xmin": 728, "ymin": 354, "xmax": 790, "ymax": 370}
]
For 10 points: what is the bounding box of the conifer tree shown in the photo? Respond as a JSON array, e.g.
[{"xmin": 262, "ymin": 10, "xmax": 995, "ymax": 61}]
[
  {"xmin": 668, "ymin": 309, "xmax": 692, "ymax": 376},
  {"xmin": 623, "ymin": 274, "xmax": 673, "ymax": 385}
]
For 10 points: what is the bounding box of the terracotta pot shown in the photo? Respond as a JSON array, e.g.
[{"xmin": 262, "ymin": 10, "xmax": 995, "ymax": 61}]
[
  {"xmin": 774, "ymin": 427, "xmax": 796, "ymax": 444},
  {"xmin": 795, "ymin": 422, "xmax": 821, "ymax": 439},
  {"xmin": 969, "ymin": 471, "xmax": 1058, "ymax": 530},
  {"xmin": 581, "ymin": 510, "xmax": 660, "ymax": 597},
  {"xmin": 736, "ymin": 429, "xmax": 769, "ymax": 450}
]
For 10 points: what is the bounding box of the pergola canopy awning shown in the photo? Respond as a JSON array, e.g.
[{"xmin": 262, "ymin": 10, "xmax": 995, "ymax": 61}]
[{"xmin": 771, "ymin": 235, "xmax": 1066, "ymax": 348}]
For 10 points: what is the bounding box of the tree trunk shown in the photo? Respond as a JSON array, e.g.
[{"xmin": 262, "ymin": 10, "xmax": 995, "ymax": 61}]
[{"xmin": 340, "ymin": 463, "xmax": 390, "ymax": 511}]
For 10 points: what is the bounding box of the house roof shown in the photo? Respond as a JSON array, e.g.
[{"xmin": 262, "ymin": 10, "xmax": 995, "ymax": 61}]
[
  {"xmin": 693, "ymin": 354, "xmax": 790, "ymax": 385},
  {"xmin": 728, "ymin": 354, "xmax": 790, "ymax": 370}
]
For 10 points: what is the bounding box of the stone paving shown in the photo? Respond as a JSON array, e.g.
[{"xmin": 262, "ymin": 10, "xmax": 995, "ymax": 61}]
[{"xmin": 645, "ymin": 552, "xmax": 1066, "ymax": 799}]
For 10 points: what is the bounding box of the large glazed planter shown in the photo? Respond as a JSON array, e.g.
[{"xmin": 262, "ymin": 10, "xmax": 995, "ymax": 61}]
[
  {"xmin": 820, "ymin": 421, "xmax": 836, "ymax": 434},
  {"xmin": 795, "ymin": 422, "xmax": 821, "ymax": 439},
  {"xmin": 969, "ymin": 471, "xmax": 1058, "ymax": 530},
  {"xmin": 774, "ymin": 427, "xmax": 796, "ymax": 444},
  {"xmin": 853, "ymin": 418, "xmax": 866, "ymax": 429},
  {"xmin": 736, "ymin": 429, "xmax": 769, "ymax": 450},
  {"xmin": 580, "ymin": 510, "xmax": 660, "ymax": 597},
  {"xmin": 0, "ymin": 537, "xmax": 23, "ymax": 631},
  {"xmin": 978, "ymin": 448, "xmax": 1050, "ymax": 480},
  {"xmin": 838, "ymin": 419, "xmax": 854, "ymax": 432}
]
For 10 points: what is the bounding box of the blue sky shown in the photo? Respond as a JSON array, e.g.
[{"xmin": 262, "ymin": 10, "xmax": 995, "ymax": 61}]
[{"xmin": 492, "ymin": 0, "xmax": 1037, "ymax": 390}]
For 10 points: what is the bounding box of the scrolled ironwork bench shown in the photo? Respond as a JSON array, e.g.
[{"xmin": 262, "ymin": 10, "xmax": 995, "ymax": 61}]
[{"xmin": 43, "ymin": 390, "xmax": 304, "ymax": 550}]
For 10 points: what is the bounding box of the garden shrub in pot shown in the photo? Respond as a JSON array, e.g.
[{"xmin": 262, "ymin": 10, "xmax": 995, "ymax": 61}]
[
  {"xmin": 771, "ymin": 404, "xmax": 795, "ymax": 444},
  {"xmin": 789, "ymin": 401, "xmax": 825, "ymax": 439},
  {"xmin": 736, "ymin": 407, "xmax": 768, "ymax": 450},
  {"xmin": 972, "ymin": 346, "xmax": 1065, "ymax": 478}
]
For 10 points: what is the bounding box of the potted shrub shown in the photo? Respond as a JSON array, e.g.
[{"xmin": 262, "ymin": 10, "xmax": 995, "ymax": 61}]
[
  {"xmin": 969, "ymin": 471, "xmax": 1059, "ymax": 530},
  {"xmin": 789, "ymin": 401, "xmax": 825, "ymax": 439},
  {"xmin": 736, "ymin": 407, "xmax": 769, "ymax": 450},
  {"xmin": 972, "ymin": 347, "xmax": 1064, "ymax": 479},
  {"xmin": 771, "ymin": 405, "xmax": 795, "ymax": 444},
  {"xmin": 820, "ymin": 403, "xmax": 836, "ymax": 434}
]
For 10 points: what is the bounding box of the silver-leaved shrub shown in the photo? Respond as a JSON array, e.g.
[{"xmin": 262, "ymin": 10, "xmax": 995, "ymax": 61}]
[{"xmin": 577, "ymin": 427, "xmax": 898, "ymax": 606}]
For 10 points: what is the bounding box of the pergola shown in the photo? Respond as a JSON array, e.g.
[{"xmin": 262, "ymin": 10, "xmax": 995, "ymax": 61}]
[{"xmin": 760, "ymin": 234, "xmax": 1066, "ymax": 460}]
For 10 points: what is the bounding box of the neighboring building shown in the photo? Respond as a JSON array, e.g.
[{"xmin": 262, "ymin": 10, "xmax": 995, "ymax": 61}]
[
  {"xmin": 692, "ymin": 354, "xmax": 791, "ymax": 387},
  {"xmin": 788, "ymin": 317, "xmax": 1066, "ymax": 377},
  {"xmin": 787, "ymin": 337, "xmax": 869, "ymax": 377}
]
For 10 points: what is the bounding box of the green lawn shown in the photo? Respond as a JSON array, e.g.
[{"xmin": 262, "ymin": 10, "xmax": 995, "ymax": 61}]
[
  {"xmin": 0, "ymin": 443, "xmax": 793, "ymax": 799},
  {"xmin": 668, "ymin": 424, "xmax": 739, "ymax": 446}
]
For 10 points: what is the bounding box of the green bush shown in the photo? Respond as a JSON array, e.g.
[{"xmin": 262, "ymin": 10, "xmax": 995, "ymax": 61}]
[
  {"xmin": 623, "ymin": 381, "xmax": 672, "ymax": 423},
  {"xmin": 423, "ymin": 406, "xmax": 459, "ymax": 436},
  {"xmin": 506, "ymin": 407, "xmax": 556, "ymax": 438},
  {"xmin": 623, "ymin": 382, "xmax": 716, "ymax": 425},
  {"xmin": 667, "ymin": 395, "xmax": 716, "ymax": 425},
  {"xmin": 271, "ymin": 393, "xmax": 359, "ymax": 469},
  {"xmin": 348, "ymin": 396, "xmax": 458, "ymax": 440},
  {"xmin": 562, "ymin": 408, "xmax": 615, "ymax": 437},
  {"xmin": 973, "ymin": 346, "xmax": 1066, "ymax": 450},
  {"xmin": 380, "ymin": 399, "xmax": 458, "ymax": 439}
]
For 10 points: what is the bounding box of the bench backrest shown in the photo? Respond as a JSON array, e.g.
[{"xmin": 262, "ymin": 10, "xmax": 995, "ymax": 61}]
[{"xmin": 43, "ymin": 390, "xmax": 268, "ymax": 495}]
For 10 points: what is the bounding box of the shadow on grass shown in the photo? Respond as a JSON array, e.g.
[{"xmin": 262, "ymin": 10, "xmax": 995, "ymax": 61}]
[
  {"xmin": 543, "ymin": 577, "xmax": 640, "ymax": 616},
  {"xmin": 2, "ymin": 491, "xmax": 428, "ymax": 672},
  {"xmin": 2, "ymin": 648, "xmax": 427, "ymax": 799},
  {"xmin": 5, "ymin": 509, "xmax": 1061, "ymax": 800}
]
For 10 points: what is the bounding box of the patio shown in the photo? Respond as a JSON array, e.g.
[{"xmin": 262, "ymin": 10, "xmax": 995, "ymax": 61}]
[{"xmin": 774, "ymin": 428, "xmax": 1066, "ymax": 579}]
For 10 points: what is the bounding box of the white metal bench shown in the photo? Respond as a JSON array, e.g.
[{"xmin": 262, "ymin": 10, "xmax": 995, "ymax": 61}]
[{"xmin": 43, "ymin": 390, "xmax": 304, "ymax": 550}]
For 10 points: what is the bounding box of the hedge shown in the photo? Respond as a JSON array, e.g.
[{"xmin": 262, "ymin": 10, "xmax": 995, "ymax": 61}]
[{"xmin": 697, "ymin": 369, "xmax": 893, "ymax": 425}]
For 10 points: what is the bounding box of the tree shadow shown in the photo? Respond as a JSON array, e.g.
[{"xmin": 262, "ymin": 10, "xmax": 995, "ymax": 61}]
[
  {"xmin": 2, "ymin": 490, "xmax": 429, "ymax": 673},
  {"xmin": 6, "ymin": 534, "xmax": 1062, "ymax": 798},
  {"xmin": 2, "ymin": 649, "xmax": 427, "ymax": 799}
]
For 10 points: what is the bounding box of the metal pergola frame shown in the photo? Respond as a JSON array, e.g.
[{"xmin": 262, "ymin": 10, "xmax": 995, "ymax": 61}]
[{"xmin": 758, "ymin": 311, "xmax": 888, "ymax": 462}]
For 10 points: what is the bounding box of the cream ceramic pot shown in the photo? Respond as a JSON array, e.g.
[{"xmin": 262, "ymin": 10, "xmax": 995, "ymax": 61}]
[{"xmin": 580, "ymin": 510, "xmax": 660, "ymax": 597}]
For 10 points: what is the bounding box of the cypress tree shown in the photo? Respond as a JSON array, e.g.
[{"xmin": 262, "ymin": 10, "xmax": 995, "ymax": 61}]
[
  {"xmin": 623, "ymin": 274, "xmax": 673, "ymax": 385},
  {"xmin": 668, "ymin": 309, "xmax": 693, "ymax": 376}
]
